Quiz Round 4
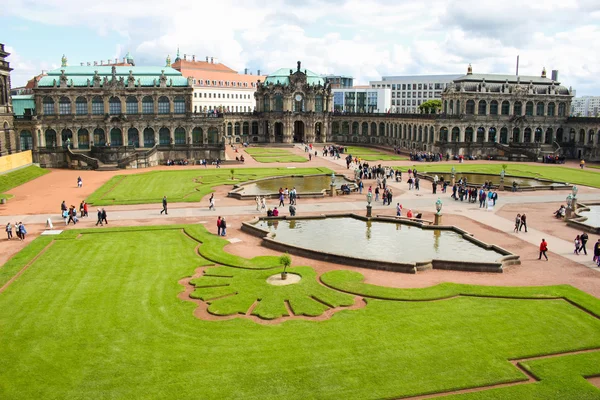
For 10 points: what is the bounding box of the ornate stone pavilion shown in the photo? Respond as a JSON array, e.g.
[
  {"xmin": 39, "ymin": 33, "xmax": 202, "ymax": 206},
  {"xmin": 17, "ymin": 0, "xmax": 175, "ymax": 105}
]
[
  {"xmin": 252, "ymin": 61, "xmax": 333, "ymax": 143},
  {"xmin": 0, "ymin": 44, "xmax": 15, "ymax": 156},
  {"xmin": 9, "ymin": 58, "xmax": 600, "ymax": 167}
]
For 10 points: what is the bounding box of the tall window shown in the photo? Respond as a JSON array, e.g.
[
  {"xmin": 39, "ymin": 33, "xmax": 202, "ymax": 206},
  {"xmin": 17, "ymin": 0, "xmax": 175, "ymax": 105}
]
[
  {"xmin": 126, "ymin": 96, "xmax": 138, "ymax": 114},
  {"xmin": 501, "ymin": 101, "xmax": 509, "ymax": 115},
  {"xmin": 274, "ymin": 94, "xmax": 283, "ymax": 112},
  {"xmin": 466, "ymin": 100, "xmax": 475, "ymax": 114},
  {"xmin": 490, "ymin": 100, "xmax": 498, "ymax": 115},
  {"xmin": 43, "ymin": 97, "xmax": 55, "ymax": 115},
  {"xmin": 59, "ymin": 97, "xmax": 71, "ymax": 115},
  {"xmin": 477, "ymin": 100, "xmax": 486, "ymax": 115},
  {"xmin": 263, "ymin": 96, "xmax": 270, "ymax": 112},
  {"xmin": 76, "ymin": 97, "xmax": 87, "ymax": 115},
  {"xmin": 536, "ymin": 102, "xmax": 544, "ymax": 116},
  {"xmin": 158, "ymin": 96, "xmax": 170, "ymax": 114},
  {"xmin": 547, "ymin": 102, "xmax": 555, "ymax": 116},
  {"xmin": 109, "ymin": 97, "xmax": 121, "ymax": 114},
  {"xmin": 174, "ymin": 127, "xmax": 185, "ymax": 144},
  {"xmin": 174, "ymin": 96, "xmax": 185, "ymax": 114},
  {"xmin": 558, "ymin": 103, "xmax": 566, "ymax": 116},
  {"xmin": 92, "ymin": 96, "xmax": 104, "ymax": 115},
  {"xmin": 525, "ymin": 101, "xmax": 533, "ymax": 116},
  {"xmin": 513, "ymin": 101, "xmax": 522, "ymax": 115},
  {"xmin": 142, "ymin": 96, "xmax": 153, "ymax": 114}
]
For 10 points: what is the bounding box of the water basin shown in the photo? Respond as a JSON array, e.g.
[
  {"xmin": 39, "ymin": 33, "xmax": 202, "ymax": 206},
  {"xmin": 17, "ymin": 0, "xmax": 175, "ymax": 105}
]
[
  {"xmin": 254, "ymin": 217, "xmax": 505, "ymax": 264},
  {"xmin": 423, "ymin": 172, "xmax": 565, "ymax": 188},
  {"xmin": 577, "ymin": 206, "xmax": 600, "ymax": 229},
  {"xmin": 230, "ymin": 174, "xmax": 353, "ymax": 197}
]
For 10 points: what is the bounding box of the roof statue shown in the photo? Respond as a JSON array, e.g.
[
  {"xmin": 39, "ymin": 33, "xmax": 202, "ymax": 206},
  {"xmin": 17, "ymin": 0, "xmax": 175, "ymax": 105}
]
[
  {"xmin": 175, "ymin": 47, "xmax": 180, "ymax": 62},
  {"xmin": 297, "ymin": 61, "xmax": 301, "ymax": 72},
  {"xmin": 166, "ymin": 55, "xmax": 171, "ymax": 67},
  {"xmin": 61, "ymin": 54, "xmax": 68, "ymax": 67},
  {"xmin": 467, "ymin": 64, "xmax": 472, "ymax": 75},
  {"xmin": 541, "ymin": 67, "xmax": 547, "ymax": 78}
]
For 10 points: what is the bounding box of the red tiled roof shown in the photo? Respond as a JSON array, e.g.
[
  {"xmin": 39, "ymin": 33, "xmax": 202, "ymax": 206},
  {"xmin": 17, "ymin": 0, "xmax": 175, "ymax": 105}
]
[
  {"xmin": 25, "ymin": 73, "xmax": 46, "ymax": 89},
  {"xmin": 182, "ymin": 69, "xmax": 267, "ymax": 88},
  {"xmin": 173, "ymin": 59, "xmax": 237, "ymax": 74}
]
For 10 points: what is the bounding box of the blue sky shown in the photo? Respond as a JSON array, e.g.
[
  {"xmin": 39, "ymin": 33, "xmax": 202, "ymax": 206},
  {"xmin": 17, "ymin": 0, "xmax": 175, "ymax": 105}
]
[{"xmin": 3, "ymin": 0, "xmax": 600, "ymax": 95}]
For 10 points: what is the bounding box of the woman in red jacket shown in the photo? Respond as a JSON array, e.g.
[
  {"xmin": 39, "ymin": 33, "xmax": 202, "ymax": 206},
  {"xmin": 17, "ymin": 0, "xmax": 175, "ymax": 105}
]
[{"xmin": 539, "ymin": 239, "xmax": 548, "ymax": 261}]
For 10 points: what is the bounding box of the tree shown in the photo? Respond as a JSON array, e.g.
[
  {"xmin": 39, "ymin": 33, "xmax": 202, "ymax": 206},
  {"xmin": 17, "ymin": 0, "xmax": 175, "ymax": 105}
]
[
  {"xmin": 279, "ymin": 253, "xmax": 292, "ymax": 279},
  {"xmin": 418, "ymin": 99, "xmax": 442, "ymax": 114},
  {"xmin": 230, "ymin": 169, "xmax": 235, "ymax": 180}
]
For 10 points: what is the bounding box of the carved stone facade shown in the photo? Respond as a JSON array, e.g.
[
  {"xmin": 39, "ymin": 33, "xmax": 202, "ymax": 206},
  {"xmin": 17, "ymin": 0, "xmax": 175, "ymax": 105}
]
[{"xmin": 0, "ymin": 44, "xmax": 16, "ymax": 156}]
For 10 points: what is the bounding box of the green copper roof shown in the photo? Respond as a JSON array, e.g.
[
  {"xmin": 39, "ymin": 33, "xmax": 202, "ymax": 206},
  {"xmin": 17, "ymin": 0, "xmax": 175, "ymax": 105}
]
[
  {"xmin": 264, "ymin": 67, "xmax": 325, "ymax": 86},
  {"xmin": 37, "ymin": 66, "xmax": 189, "ymax": 87},
  {"xmin": 12, "ymin": 95, "xmax": 35, "ymax": 116}
]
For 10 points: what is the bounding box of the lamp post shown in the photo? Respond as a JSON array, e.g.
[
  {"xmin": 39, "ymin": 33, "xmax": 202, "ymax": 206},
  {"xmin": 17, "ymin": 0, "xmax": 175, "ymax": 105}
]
[
  {"xmin": 330, "ymin": 172, "xmax": 336, "ymax": 197},
  {"xmin": 451, "ymin": 166, "xmax": 456, "ymax": 186},
  {"xmin": 434, "ymin": 198, "xmax": 443, "ymax": 225},
  {"xmin": 366, "ymin": 192, "xmax": 373, "ymax": 217}
]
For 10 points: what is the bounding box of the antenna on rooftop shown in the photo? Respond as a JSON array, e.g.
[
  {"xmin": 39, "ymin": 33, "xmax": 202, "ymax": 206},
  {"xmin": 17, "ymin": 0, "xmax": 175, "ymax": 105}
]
[{"xmin": 516, "ymin": 55, "xmax": 519, "ymax": 76}]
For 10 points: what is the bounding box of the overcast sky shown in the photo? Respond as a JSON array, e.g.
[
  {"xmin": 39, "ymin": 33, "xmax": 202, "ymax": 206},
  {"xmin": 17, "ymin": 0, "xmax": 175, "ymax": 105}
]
[{"xmin": 3, "ymin": 0, "xmax": 600, "ymax": 95}]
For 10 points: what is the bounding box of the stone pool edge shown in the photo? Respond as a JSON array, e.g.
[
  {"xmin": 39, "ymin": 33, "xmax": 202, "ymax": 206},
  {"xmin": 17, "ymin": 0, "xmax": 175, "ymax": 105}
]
[
  {"xmin": 241, "ymin": 214, "xmax": 521, "ymax": 274},
  {"xmin": 568, "ymin": 202, "xmax": 600, "ymax": 234}
]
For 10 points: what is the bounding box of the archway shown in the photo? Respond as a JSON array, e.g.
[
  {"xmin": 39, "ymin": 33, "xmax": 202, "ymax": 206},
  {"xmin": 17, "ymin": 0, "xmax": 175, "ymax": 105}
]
[
  {"xmin": 94, "ymin": 128, "xmax": 105, "ymax": 146},
  {"xmin": 61, "ymin": 129, "xmax": 73, "ymax": 148},
  {"xmin": 274, "ymin": 122, "xmax": 284, "ymax": 143},
  {"xmin": 315, "ymin": 122, "xmax": 323, "ymax": 142},
  {"xmin": 78, "ymin": 129, "xmax": 89, "ymax": 149},
  {"xmin": 128, "ymin": 128, "xmax": 139, "ymax": 147},
  {"xmin": 143, "ymin": 128, "xmax": 155, "ymax": 147},
  {"xmin": 293, "ymin": 121, "xmax": 305, "ymax": 143}
]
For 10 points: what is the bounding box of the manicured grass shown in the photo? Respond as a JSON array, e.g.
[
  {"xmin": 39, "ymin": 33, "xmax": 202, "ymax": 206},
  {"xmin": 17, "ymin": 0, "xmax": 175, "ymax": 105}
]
[
  {"xmin": 1, "ymin": 224, "xmax": 600, "ymax": 399},
  {"xmin": 86, "ymin": 167, "xmax": 331, "ymax": 205},
  {"xmin": 245, "ymin": 147, "xmax": 308, "ymax": 163},
  {"xmin": 396, "ymin": 163, "xmax": 600, "ymax": 188},
  {"xmin": 344, "ymin": 146, "xmax": 408, "ymax": 161},
  {"xmin": 0, "ymin": 165, "xmax": 49, "ymax": 200}
]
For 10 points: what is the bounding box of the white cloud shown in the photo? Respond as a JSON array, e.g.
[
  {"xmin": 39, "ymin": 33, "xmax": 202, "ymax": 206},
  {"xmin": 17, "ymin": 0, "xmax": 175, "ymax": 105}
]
[{"xmin": 4, "ymin": 0, "xmax": 600, "ymax": 95}]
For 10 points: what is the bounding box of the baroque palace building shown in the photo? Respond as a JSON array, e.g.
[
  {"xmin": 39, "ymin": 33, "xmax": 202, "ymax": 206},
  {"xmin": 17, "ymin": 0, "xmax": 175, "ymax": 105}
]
[
  {"xmin": 8, "ymin": 54, "xmax": 600, "ymax": 167},
  {"xmin": 0, "ymin": 44, "xmax": 16, "ymax": 156}
]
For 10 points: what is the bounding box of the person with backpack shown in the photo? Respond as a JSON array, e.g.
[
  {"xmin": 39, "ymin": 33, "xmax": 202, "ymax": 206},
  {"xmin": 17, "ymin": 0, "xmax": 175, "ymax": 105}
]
[
  {"xmin": 160, "ymin": 196, "xmax": 168, "ymax": 215},
  {"xmin": 579, "ymin": 232, "xmax": 589, "ymax": 255}
]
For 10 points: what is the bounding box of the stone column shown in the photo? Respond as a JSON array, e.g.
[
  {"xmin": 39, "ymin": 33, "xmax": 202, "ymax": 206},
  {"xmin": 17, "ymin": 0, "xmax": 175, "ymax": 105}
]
[
  {"xmin": 39, "ymin": 128, "xmax": 45, "ymax": 148},
  {"xmin": 484, "ymin": 129, "xmax": 489, "ymax": 143},
  {"xmin": 72, "ymin": 129, "xmax": 79, "ymax": 149},
  {"xmin": 459, "ymin": 127, "xmax": 465, "ymax": 142}
]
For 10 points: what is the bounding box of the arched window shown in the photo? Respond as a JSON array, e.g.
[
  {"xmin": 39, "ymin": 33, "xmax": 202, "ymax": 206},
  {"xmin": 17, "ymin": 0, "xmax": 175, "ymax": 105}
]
[
  {"xmin": 126, "ymin": 96, "xmax": 138, "ymax": 114},
  {"xmin": 263, "ymin": 96, "xmax": 270, "ymax": 112},
  {"xmin": 174, "ymin": 96, "xmax": 185, "ymax": 114},
  {"xmin": 94, "ymin": 128, "xmax": 106, "ymax": 146},
  {"xmin": 535, "ymin": 127, "xmax": 543, "ymax": 143},
  {"xmin": 380, "ymin": 123, "xmax": 385, "ymax": 137},
  {"xmin": 512, "ymin": 127, "xmax": 520, "ymax": 142},
  {"xmin": 545, "ymin": 128, "xmax": 553, "ymax": 144},
  {"xmin": 61, "ymin": 129, "xmax": 73, "ymax": 148},
  {"xmin": 192, "ymin": 127, "xmax": 203, "ymax": 144},
  {"xmin": 490, "ymin": 100, "xmax": 498, "ymax": 115},
  {"xmin": 45, "ymin": 129, "xmax": 57, "ymax": 148},
  {"xmin": 43, "ymin": 97, "xmax": 55, "ymax": 115},
  {"xmin": 234, "ymin": 122, "xmax": 241, "ymax": 136},
  {"xmin": 19, "ymin": 130, "xmax": 33, "ymax": 150},
  {"xmin": 110, "ymin": 128, "xmax": 122, "ymax": 146},
  {"xmin": 451, "ymin": 127, "xmax": 460, "ymax": 142},
  {"xmin": 477, "ymin": 100, "xmax": 486, "ymax": 115},
  {"xmin": 59, "ymin": 97, "xmax": 71, "ymax": 115},
  {"xmin": 274, "ymin": 94, "xmax": 283, "ymax": 112},
  {"xmin": 242, "ymin": 122, "xmax": 249, "ymax": 136},
  {"xmin": 501, "ymin": 101, "xmax": 509, "ymax": 115},
  {"xmin": 142, "ymin": 96, "xmax": 154, "ymax": 114},
  {"xmin": 449, "ymin": 100, "xmax": 454, "ymax": 114},
  {"xmin": 524, "ymin": 127, "xmax": 532, "ymax": 142},
  {"xmin": 315, "ymin": 95, "xmax": 323, "ymax": 112},
  {"xmin": 207, "ymin": 127, "xmax": 219, "ymax": 144},
  {"xmin": 579, "ymin": 129, "xmax": 585, "ymax": 143},
  {"xmin": 489, "ymin": 127, "xmax": 497, "ymax": 142},
  {"xmin": 158, "ymin": 97, "xmax": 170, "ymax": 114},
  {"xmin": 227, "ymin": 122, "xmax": 233, "ymax": 136},
  {"xmin": 76, "ymin": 97, "xmax": 87, "ymax": 115},
  {"xmin": 500, "ymin": 127, "xmax": 508, "ymax": 144},
  {"xmin": 440, "ymin": 127, "xmax": 448, "ymax": 142},
  {"xmin": 174, "ymin": 127, "xmax": 186, "ymax": 144},
  {"xmin": 78, "ymin": 129, "xmax": 89, "ymax": 149},
  {"xmin": 589, "ymin": 129, "xmax": 595, "ymax": 144},
  {"xmin": 92, "ymin": 96, "xmax": 104, "ymax": 115},
  {"xmin": 525, "ymin": 101, "xmax": 533, "ymax": 116},
  {"xmin": 362, "ymin": 122, "xmax": 368, "ymax": 136},
  {"xmin": 536, "ymin": 102, "xmax": 544, "ymax": 116},
  {"xmin": 109, "ymin": 97, "xmax": 121, "ymax": 114},
  {"xmin": 547, "ymin": 102, "xmax": 555, "ymax": 116},
  {"xmin": 558, "ymin": 102, "xmax": 566, "ymax": 116},
  {"xmin": 477, "ymin": 127, "xmax": 485, "ymax": 142},
  {"xmin": 465, "ymin": 127, "xmax": 474, "ymax": 142},
  {"xmin": 466, "ymin": 100, "xmax": 475, "ymax": 114},
  {"xmin": 143, "ymin": 128, "xmax": 155, "ymax": 147},
  {"xmin": 556, "ymin": 128, "xmax": 564, "ymax": 142},
  {"xmin": 159, "ymin": 127, "xmax": 170, "ymax": 145},
  {"xmin": 252, "ymin": 121, "xmax": 259, "ymax": 136},
  {"xmin": 513, "ymin": 101, "xmax": 522, "ymax": 115},
  {"xmin": 128, "ymin": 128, "xmax": 139, "ymax": 147}
]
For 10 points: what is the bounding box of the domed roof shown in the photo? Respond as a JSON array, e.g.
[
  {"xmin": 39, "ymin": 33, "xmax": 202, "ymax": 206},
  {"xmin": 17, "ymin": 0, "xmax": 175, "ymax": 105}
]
[{"xmin": 264, "ymin": 67, "xmax": 325, "ymax": 86}]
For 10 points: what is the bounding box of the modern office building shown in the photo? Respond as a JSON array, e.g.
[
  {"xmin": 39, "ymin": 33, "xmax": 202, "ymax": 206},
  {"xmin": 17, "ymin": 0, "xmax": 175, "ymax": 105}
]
[
  {"xmin": 571, "ymin": 96, "xmax": 600, "ymax": 117},
  {"xmin": 370, "ymin": 74, "xmax": 462, "ymax": 114},
  {"xmin": 332, "ymin": 86, "xmax": 391, "ymax": 113},
  {"xmin": 323, "ymin": 75, "xmax": 354, "ymax": 89},
  {"xmin": 171, "ymin": 52, "xmax": 265, "ymax": 113}
]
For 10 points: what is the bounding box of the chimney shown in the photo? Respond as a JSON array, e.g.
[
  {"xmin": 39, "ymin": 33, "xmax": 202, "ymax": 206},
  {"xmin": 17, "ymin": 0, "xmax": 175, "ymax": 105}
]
[
  {"xmin": 206, "ymin": 56, "xmax": 209, "ymax": 62},
  {"xmin": 108, "ymin": 59, "xmax": 111, "ymax": 65},
  {"xmin": 244, "ymin": 68, "xmax": 248, "ymax": 74},
  {"xmin": 94, "ymin": 61, "xmax": 98, "ymax": 66},
  {"xmin": 258, "ymin": 69, "xmax": 261, "ymax": 76},
  {"xmin": 211, "ymin": 57, "xmax": 214, "ymax": 63},
  {"xmin": 184, "ymin": 54, "xmax": 187, "ymax": 61},
  {"xmin": 552, "ymin": 70, "xmax": 559, "ymax": 81},
  {"xmin": 192, "ymin": 55, "xmax": 195, "ymax": 62},
  {"xmin": 100, "ymin": 60, "xmax": 104, "ymax": 65}
]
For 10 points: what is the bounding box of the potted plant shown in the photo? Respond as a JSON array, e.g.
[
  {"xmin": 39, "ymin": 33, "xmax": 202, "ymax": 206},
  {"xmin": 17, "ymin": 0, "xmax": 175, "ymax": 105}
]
[
  {"xmin": 230, "ymin": 169, "xmax": 235, "ymax": 180},
  {"xmin": 279, "ymin": 253, "xmax": 291, "ymax": 280}
]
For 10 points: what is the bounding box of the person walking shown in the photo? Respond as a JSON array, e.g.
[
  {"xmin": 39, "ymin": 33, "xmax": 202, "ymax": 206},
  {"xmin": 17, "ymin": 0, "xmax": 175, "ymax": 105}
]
[
  {"xmin": 83, "ymin": 201, "xmax": 89, "ymax": 217},
  {"xmin": 96, "ymin": 209, "xmax": 103, "ymax": 226},
  {"xmin": 209, "ymin": 194, "xmax": 215, "ymax": 210},
  {"xmin": 514, "ymin": 214, "xmax": 521, "ymax": 233},
  {"xmin": 15, "ymin": 222, "xmax": 22, "ymax": 240},
  {"xmin": 574, "ymin": 235, "xmax": 581, "ymax": 254},
  {"xmin": 101, "ymin": 208, "xmax": 108, "ymax": 225},
  {"xmin": 579, "ymin": 232, "xmax": 589, "ymax": 255},
  {"xmin": 539, "ymin": 238, "xmax": 548, "ymax": 261},
  {"xmin": 61, "ymin": 200, "xmax": 67, "ymax": 217},
  {"xmin": 594, "ymin": 239, "xmax": 600, "ymax": 266},
  {"xmin": 217, "ymin": 216, "xmax": 222, "ymax": 236},
  {"xmin": 278, "ymin": 192, "xmax": 285, "ymax": 207},
  {"xmin": 160, "ymin": 196, "xmax": 168, "ymax": 215},
  {"xmin": 6, "ymin": 222, "xmax": 13, "ymax": 240},
  {"xmin": 220, "ymin": 217, "xmax": 227, "ymax": 236},
  {"xmin": 18, "ymin": 223, "xmax": 27, "ymax": 241},
  {"xmin": 255, "ymin": 196, "xmax": 260, "ymax": 211},
  {"xmin": 415, "ymin": 177, "xmax": 420, "ymax": 191},
  {"xmin": 260, "ymin": 196, "xmax": 266, "ymax": 211},
  {"xmin": 519, "ymin": 213, "xmax": 527, "ymax": 232},
  {"xmin": 396, "ymin": 203, "xmax": 402, "ymax": 217},
  {"xmin": 289, "ymin": 204, "xmax": 296, "ymax": 216},
  {"xmin": 77, "ymin": 176, "xmax": 83, "ymax": 188}
]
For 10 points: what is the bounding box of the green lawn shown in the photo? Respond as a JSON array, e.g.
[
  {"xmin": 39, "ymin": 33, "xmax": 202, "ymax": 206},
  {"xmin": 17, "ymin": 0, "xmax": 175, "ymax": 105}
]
[
  {"xmin": 86, "ymin": 167, "xmax": 331, "ymax": 205},
  {"xmin": 396, "ymin": 163, "xmax": 600, "ymax": 188},
  {"xmin": 344, "ymin": 146, "xmax": 407, "ymax": 161},
  {"xmin": 245, "ymin": 147, "xmax": 308, "ymax": 163},
  {"xmin": 0, "ymin": 165, "xmax": 49, "ymax": 200},
  {"xmin": 1, "ymin": 224, "xmax": 600, "ymax": 399}
]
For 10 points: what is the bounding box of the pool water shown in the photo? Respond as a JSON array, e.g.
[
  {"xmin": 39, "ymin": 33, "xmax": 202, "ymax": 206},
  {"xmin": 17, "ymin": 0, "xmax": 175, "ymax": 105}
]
[
  {"xmin": 425, "ymin": 173, "xmax": 560, "ymax": 187},
  {"xmin": 256, "ymin": 217, "xmax": 504, "ymax": 264},
  {"xmin": 578, "ymin": 206, "xmax": 600, "ymax": 228},
  {"xmin": 238, "ymin": 175, "xmax": 351, "ymax": 196}
]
